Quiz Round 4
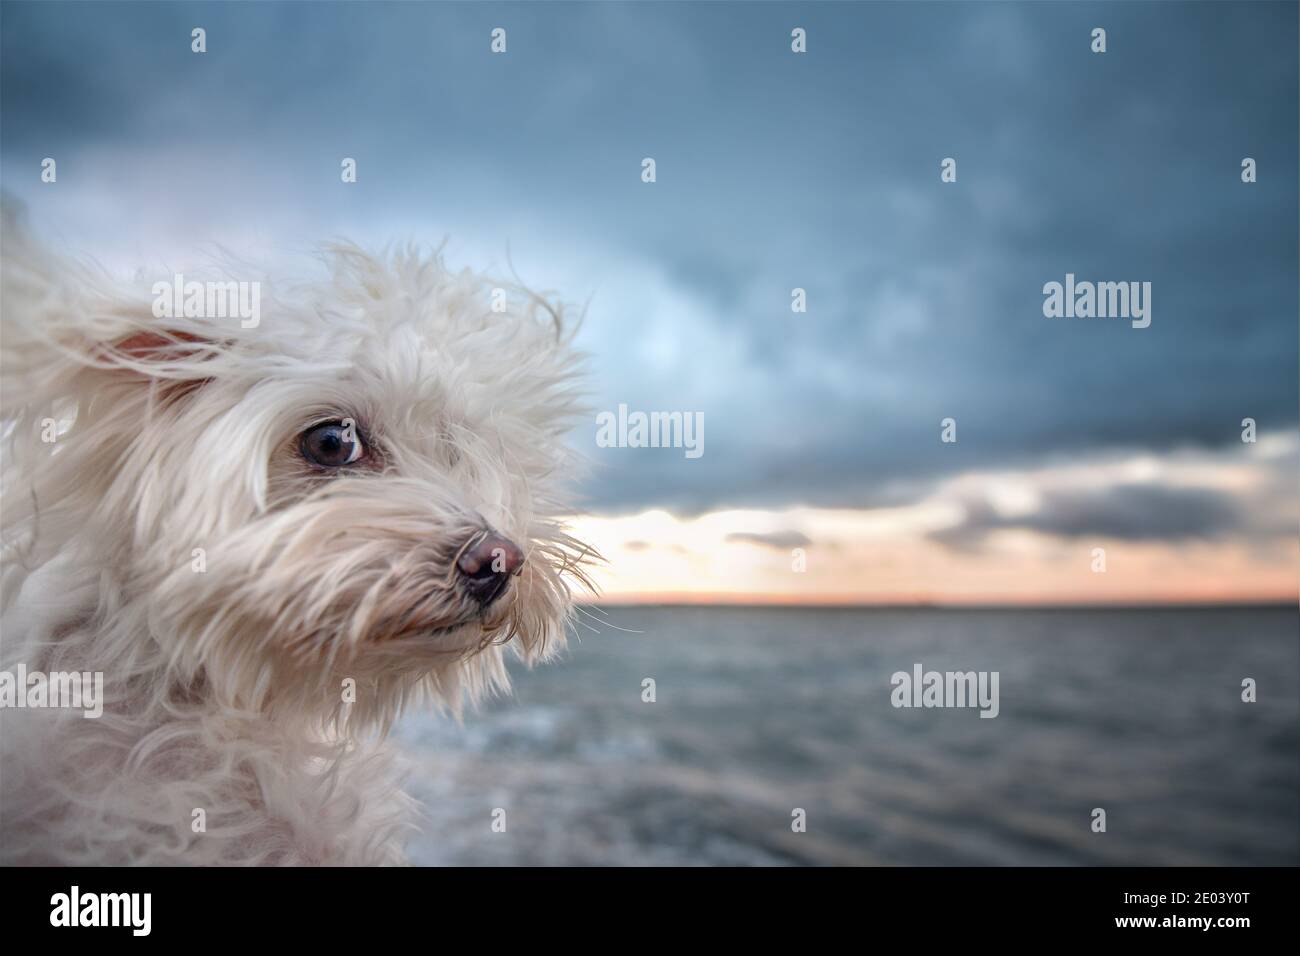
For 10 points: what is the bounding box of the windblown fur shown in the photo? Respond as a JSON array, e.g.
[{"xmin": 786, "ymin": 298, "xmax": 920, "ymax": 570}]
[{"xmin": 0, "ymin": 204, "xmax": 593, "ymax": 864}]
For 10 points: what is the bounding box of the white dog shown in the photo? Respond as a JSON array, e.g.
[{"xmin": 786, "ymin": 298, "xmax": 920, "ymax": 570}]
[{"xmin": 0, "ymin": 204, "xmax": 593, "ymax": 864}]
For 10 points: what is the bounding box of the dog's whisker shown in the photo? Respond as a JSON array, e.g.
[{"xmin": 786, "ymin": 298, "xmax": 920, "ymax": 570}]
[{"xmin": 572, "ymin": 604, "xmax": 643, "ymax": 636}]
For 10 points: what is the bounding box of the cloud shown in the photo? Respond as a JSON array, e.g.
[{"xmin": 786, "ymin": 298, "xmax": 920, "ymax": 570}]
[
  {"xmin": 2, "ymin": 1, "xmax": 1295, "ymax": 527},
  {"xmin": 725, "ymin": 530, "xmax": 812, "ymax": 550},
  {"xmin": 931, "ymin": 483, "xmax": 1245, "ymax": 550}
]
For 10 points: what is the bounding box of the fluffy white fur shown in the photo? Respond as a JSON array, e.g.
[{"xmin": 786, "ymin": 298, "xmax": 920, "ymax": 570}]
[{"xmin": 0, "ymin": 205, "xmax": 594, "ymax": 864}]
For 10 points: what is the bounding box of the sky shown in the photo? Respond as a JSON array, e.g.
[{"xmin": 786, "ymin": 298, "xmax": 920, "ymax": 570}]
[{"xmin": 2, "ymin": 1, "xmax": 1296, "ymax": 604}]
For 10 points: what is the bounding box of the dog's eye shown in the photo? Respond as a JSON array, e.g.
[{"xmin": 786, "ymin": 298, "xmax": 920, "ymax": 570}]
[{"xmin": 300, "ymin": 421, "xmax": 366, "ymax": 467}]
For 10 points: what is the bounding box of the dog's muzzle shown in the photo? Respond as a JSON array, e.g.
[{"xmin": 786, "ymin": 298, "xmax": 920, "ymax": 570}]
[{"xmin": 456, "ymin": 532, "xmax": 525, "ymax": 606}]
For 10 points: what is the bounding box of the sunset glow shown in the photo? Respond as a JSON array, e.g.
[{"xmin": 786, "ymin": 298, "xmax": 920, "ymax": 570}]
[{"xmin": 573, "ymin": 433, "xmax": 1300, "ymax": 606}]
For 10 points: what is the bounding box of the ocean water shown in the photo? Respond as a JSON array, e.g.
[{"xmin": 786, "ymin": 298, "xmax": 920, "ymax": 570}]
[{"xmin": 393, "ymin": 606, "xmax": 1300, "ymax": 866}]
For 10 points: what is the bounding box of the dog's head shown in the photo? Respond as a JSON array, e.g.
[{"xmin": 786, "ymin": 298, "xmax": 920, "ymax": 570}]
[{"xmin": 1, "ymin": 208, "xmax": 594, "ymax": 730}]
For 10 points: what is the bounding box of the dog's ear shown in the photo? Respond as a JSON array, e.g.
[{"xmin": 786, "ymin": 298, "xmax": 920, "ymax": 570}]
[
  {"xmin": 114, "ymin": 330, "xmax": 209, "ymax": 360},
  {"xmin": 1, "ymin": 200, "xmax": 221, "ymax": 415}
]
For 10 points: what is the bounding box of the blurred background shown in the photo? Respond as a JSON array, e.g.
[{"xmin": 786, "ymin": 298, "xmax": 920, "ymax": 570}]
[{"xmin": 2, "ymin": 1, "xmax": 1296, "ymax": 864}]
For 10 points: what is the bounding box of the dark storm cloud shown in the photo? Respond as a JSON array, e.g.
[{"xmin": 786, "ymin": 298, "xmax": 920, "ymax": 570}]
[
  {"xmin": 930, "ymin": 483, "xmax": 1246, "ymax": 550},
  {"xmin": 2, "ymin": 1, "xmax": 1296, "ymax": 520}
]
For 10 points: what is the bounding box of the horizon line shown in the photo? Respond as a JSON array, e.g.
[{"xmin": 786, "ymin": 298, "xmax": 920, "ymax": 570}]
[{"xmin": 576, "ymin": 593, "xmax": 1298, "ymax": 612}]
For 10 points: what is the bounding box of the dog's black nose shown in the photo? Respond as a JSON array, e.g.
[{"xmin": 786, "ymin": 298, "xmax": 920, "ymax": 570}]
[{"xmin": 457, "ymin": 533, "xmax": 525, "ymax": 605}]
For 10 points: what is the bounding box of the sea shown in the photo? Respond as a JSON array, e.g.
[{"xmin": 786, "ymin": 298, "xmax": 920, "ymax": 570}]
[{"xmin": 392, "ymin": 605, "xmax": 1300, "ymax": 866}]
